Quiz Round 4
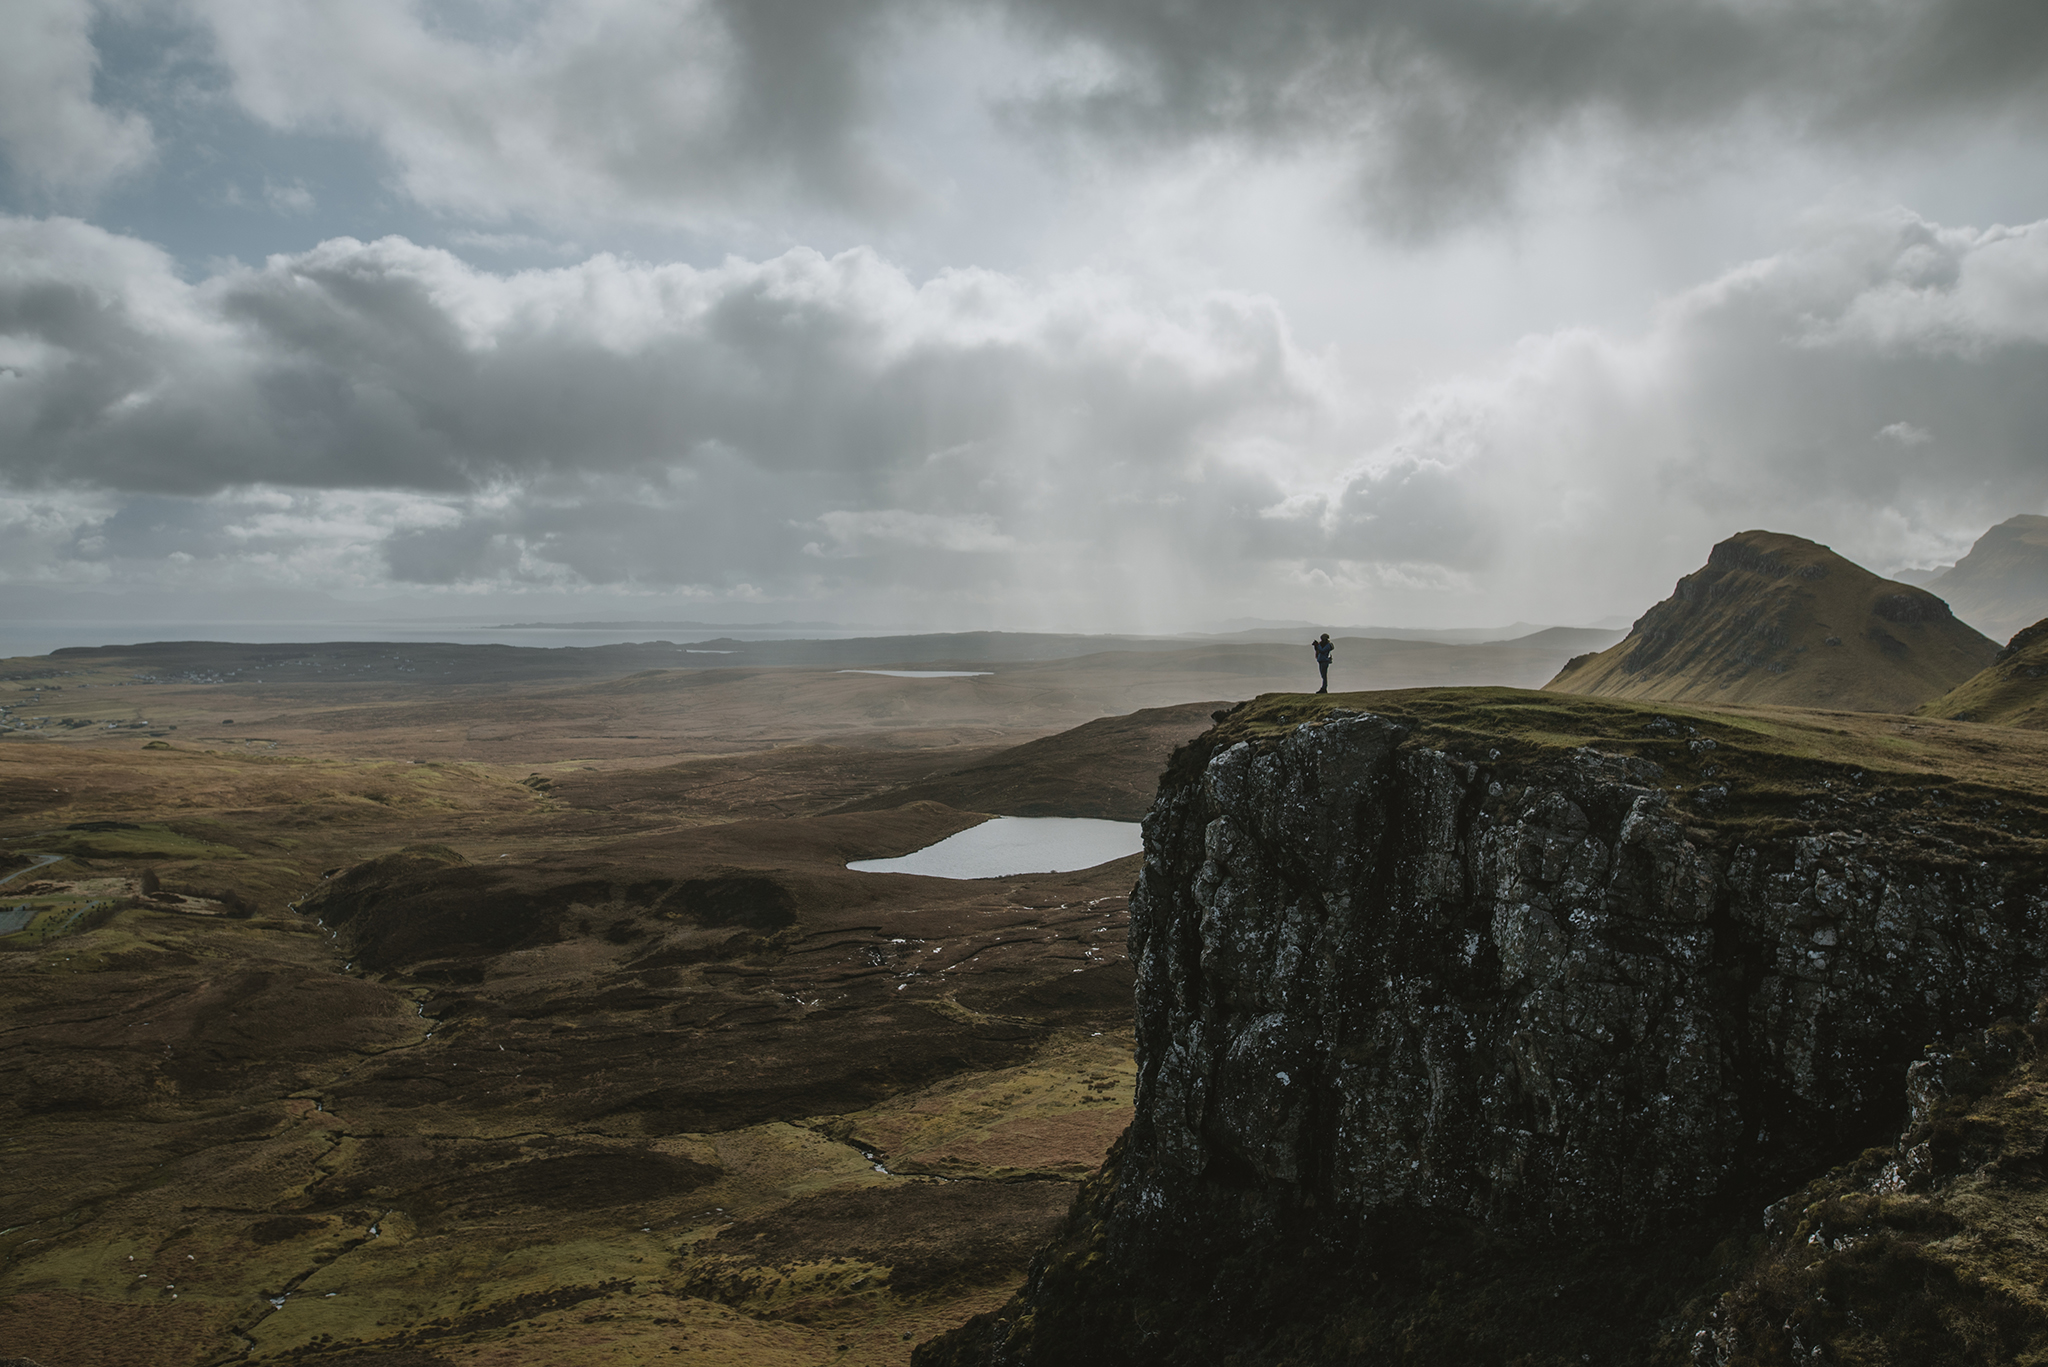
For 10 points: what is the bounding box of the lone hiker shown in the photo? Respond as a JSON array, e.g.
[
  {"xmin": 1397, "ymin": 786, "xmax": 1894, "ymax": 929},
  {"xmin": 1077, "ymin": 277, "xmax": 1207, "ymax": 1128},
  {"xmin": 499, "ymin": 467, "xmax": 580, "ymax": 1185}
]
[{"xmin": 1312, "ymin": 633, "xmax": 1333, "ymax": 693}]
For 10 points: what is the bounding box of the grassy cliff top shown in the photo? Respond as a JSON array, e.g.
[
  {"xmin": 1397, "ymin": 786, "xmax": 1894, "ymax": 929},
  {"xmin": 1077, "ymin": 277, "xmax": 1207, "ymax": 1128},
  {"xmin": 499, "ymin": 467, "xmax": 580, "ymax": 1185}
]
[
  {"xmin": 1546, "ymin": 530, "xmax": 1995, "ymax": 713},
  {"xmin": 1202, "ymin": 686, "xmax": 2048, "ymax": 854}
]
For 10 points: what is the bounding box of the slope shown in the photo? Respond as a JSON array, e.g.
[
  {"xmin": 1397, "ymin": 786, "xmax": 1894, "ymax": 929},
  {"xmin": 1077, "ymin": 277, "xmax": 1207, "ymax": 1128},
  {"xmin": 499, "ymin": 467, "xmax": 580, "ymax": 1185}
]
[
  {"xmin": 830, "ymin": 701, "xmax": 1225, "ymax": 820},
  {"xmin": 1545, "ymin": 529, "xmax": 1996, "ymax": 712},
  {"xmin": 1917, "ymin": 616, "xmax": 2048, "ymax": 727},
  {"xmin": 1927, "ymin": 513, "xmax": 2048, "ymax": 641}
]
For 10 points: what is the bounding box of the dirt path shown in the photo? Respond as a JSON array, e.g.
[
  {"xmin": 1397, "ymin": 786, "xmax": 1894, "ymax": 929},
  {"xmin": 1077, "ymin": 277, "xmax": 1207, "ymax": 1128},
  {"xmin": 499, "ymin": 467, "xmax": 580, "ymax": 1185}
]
[{"xmin": 0, "ymin": 853, "xmax": 64, "ymax": 888}]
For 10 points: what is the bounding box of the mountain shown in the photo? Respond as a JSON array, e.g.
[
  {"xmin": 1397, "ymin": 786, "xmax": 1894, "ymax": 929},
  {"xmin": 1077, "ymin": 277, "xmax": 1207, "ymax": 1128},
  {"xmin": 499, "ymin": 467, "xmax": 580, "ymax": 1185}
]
[
  {"xmin": 1916, "ymin": 616, "xmax": 2048, "ymax": 727},
  {"xmin": 1545, "ymin": 530, "xmax": 1996, "ymax": 712},
  {"xmin": 1499, "ymin": 624, "xmax": 1629, "ymax": 654},
  {"xmin": 1201, "ymin": 621, "xmax": 1556, "ymax": 645},
  {"xmin": 1925, "ymin": 513, "xmax": 2048, "ymax": 641}
]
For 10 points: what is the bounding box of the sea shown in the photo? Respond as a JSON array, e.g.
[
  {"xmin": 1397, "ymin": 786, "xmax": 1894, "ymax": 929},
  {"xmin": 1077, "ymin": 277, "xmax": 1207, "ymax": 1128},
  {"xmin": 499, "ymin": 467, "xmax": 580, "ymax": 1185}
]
[{"xmin": 0, "ymin": 621, "xmax": 891, "ymax": 661}]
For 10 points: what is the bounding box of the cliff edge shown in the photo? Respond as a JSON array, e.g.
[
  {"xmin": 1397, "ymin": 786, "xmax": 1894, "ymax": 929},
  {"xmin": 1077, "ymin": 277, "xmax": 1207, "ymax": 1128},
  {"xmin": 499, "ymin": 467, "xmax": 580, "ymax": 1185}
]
[{"xmin": 919, "ymin": 689, "xmax": 2048, "ymax": 1365}]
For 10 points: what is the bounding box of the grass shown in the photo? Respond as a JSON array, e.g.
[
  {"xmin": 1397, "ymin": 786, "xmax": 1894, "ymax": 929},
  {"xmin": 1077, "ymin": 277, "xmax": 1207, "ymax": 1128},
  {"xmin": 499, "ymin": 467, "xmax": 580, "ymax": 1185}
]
[
  {"xmin": 1543, "ymin": 530, "xmax": 1997, "ymax": 714},
  {"xmin": 1919, "ymin": 620, "xmax": 2048, "ymax": 729},
  {"xmin": 0, "ymin": 898, "xmax": 121, "ymax": 948},
  {"xmin": 1694, "ymin": 1011, "xmax": 2048, "ymax": 1362},
  {"xmin": 1202, "ymin": 688, "xmax": 2048, "ymax": 854},
  {"xmin": 22, "ymin": 822, "xmax": 246, "ymax": 862}
]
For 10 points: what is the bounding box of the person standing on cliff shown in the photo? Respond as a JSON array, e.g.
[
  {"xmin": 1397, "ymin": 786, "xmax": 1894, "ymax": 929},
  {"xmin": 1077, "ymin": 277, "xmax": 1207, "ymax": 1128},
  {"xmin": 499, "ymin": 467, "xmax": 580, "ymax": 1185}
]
[{"xmin": 1312, "ymin": 633, "xmax": 1333, "ymax": 693}]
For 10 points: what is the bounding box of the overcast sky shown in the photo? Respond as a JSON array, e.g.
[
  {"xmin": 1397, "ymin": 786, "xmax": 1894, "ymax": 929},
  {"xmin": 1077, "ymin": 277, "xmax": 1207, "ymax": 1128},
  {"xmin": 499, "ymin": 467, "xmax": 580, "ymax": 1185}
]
[{"xmin": 3, "ymin": 0, "xmax": 2046, "ymax": 631}]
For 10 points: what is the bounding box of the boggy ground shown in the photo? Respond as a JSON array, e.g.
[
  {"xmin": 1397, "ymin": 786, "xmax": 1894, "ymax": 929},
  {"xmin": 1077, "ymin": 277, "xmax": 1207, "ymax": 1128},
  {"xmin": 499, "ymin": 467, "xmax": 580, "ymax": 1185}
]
[{"xmin": 0, "ymin": 646, "xmax": 1222, "ymax": 1367}]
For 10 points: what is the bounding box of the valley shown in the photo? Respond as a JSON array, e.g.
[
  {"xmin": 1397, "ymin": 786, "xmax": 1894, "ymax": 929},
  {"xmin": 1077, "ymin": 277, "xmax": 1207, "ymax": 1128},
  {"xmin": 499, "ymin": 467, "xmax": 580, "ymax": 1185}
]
[
  {"xmin": 0, "ymin": 643, "xmax": 1233, "ymax": 1367},
  {"xmin": 8, "ymin": 579, "xmax": 2048, "ymax": 1367}
]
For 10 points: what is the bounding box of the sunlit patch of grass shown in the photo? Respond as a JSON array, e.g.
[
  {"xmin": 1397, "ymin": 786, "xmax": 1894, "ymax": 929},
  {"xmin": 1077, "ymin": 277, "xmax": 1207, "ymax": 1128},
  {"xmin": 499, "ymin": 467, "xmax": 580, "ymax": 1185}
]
[
  {"xmin": 0, "ymin": 897, "xmax": 120, "ymax": 948},
  {"xmin": 27, "ymin": 823, "xmax": 246, "ymax": 862}
]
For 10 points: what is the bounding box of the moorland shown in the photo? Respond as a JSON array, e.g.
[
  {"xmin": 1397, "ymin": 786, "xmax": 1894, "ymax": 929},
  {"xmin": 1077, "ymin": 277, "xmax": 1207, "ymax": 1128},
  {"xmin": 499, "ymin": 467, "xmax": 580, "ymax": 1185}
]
[
  {"xmin": 0, "ymin": 626, "xmax": 1613, "ymax": 1367},
  {"xmin": 7, "ymin": 558, "xmax": 2043, "ymax": 1367}
]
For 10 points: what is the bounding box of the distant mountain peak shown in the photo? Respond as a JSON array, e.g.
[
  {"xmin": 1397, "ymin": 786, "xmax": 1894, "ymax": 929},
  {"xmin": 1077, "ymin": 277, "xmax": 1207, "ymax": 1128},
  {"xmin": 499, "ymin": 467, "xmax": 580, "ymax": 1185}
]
[
  {"xmin": 1926, "ymin": 514, "xmax": 2048, "ymax": 641},
  {"xmin": 1547, "ymin": 529, "xmax": 1995, "ymax": 712}
]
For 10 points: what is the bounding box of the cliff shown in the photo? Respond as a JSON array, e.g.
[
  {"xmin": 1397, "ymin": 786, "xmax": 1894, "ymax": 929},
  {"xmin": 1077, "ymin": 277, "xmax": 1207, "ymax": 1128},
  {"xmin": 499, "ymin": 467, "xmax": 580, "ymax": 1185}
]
[
  {"xmin": 1547, "ymin": 530, "xmax": 1995, "ymax": 712},
  {"xmin": 919, "ymin": 689, "xmax": 2048, "ymax": 1366}
]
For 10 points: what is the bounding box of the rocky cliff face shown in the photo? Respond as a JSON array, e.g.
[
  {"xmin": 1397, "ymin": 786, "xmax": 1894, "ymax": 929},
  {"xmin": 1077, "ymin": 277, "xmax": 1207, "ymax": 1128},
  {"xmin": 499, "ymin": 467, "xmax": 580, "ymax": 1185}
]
[{"xmin": 919, "ymin": 696, "xmax": 2048, "ymax": 1366}]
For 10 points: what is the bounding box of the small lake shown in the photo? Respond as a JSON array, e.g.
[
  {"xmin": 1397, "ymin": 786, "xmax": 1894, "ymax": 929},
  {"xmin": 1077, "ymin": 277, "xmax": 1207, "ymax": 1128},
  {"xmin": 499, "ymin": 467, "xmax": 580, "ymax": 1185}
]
[
  {"xmin": 837, "ymin": 669, "xmax": 992, "ymax": 678},
  {"xmin": 849, "ymin": 816, "xmax": 1143, "ymax": 879}
]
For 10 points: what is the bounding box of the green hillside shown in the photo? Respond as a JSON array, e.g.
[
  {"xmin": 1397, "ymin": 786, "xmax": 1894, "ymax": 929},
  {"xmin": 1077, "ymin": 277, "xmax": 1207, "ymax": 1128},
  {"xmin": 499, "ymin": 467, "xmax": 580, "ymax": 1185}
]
[
  {"xmin": 1547, "ymin": 530, "xmax": 1996, "ymax": 712},
  {"xmin": 1917, "ymin": 616, "xmax": 2048, "ymax": 727}
]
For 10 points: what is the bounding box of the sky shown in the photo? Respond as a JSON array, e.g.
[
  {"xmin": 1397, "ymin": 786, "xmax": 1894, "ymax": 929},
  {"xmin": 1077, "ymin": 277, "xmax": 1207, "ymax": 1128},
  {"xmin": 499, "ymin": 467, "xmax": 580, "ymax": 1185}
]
[{"xmin": 2, "ymin": 0, "xmax": 2046, "ymax": 633}]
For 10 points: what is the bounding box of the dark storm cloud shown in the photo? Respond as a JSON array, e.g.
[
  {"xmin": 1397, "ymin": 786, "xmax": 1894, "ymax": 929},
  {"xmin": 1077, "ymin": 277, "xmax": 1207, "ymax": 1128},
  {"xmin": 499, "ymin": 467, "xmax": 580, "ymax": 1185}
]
[
  {"xmin": 0, "ymin": 218, "xmax": 1312, "ymax": 499},
  {"xmin": 13, "ymin": 0, "xmax": 2046, "ymax": 243},
  {"xmin": 6, "ymin": 209, "xmax": 2045, "ymax": 618},
  {"xmin": 0, "ymin": 214, "xmax": 1326, "ymax": 604},
  {"xmin": 150, "ymin": 0, "xmax": 2047, "ymax": 235},
  {"xmin": 995, "ymin": 0, "xmax": 2048, "ymax": 232}
]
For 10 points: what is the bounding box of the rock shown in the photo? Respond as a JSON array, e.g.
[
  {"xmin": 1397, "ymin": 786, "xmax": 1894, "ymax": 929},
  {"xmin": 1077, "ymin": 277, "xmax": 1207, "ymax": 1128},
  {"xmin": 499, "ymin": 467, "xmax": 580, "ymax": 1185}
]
[
  {"xmin": 919, "ymin": 708, "xmax": 2048, "ymax": 1365},
  {"xmin": 1692, "ymin": 1012, "xmax": 2048, "ymax": 1364}
]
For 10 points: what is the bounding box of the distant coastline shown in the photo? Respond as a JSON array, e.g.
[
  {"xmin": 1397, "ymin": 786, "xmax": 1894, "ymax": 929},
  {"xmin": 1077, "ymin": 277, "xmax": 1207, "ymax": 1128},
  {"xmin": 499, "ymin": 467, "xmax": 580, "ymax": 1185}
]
[
  {"xmin": 490, "ymin": 619, "xmax": 854, "ymax": 631},
  {"xmin": 0, "ymin": 620, "xmax": 896, "ymax": 661}
]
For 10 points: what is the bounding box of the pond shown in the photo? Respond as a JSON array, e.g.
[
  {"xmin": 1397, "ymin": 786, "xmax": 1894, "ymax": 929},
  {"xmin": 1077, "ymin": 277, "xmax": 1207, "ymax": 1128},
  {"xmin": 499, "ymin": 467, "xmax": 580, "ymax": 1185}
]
[
  {"xmin": 848, "ymin": 816, "xmax": 1143, "ymax": 879},
  {"xmin": 837, "ymin": 669, "xmax": 993, "ymax": 678}
]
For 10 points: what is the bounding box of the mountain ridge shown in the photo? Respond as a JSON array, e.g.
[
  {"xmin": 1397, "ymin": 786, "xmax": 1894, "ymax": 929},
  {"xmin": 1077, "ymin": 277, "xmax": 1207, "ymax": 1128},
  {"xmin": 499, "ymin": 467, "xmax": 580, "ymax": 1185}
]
[
  {"xmin": 1926, "ymin": 514, "xmax": 2048, "ymax": 642},
  {"xmin": 1546, "ymin": 529, "xmax": 1994, "ymax": 711}
]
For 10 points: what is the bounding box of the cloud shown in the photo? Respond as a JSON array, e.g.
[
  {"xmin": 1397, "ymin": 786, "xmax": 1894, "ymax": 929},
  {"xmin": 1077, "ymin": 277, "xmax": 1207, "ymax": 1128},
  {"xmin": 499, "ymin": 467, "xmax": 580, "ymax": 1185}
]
[
  {"xmin": 0, "ymin": 213, "xmax": 1328, "ymax": 617},
  {"xmin": 812, "ymin": 509, "xmax": 1018, "ymax": 554},
  {"xmin": 0, "ymin": 0, "xmax": 154, "ymax": 197},
  {"xmin": 995, "ymin": 0, "xmax": 2048, "ymax": 234},
  {"xmin": 1805, "ymin": 218, "xmax": 2048, "ymax": 352},
  {"xmin": 0, "ymin": 216, "xmax": 1315, "ymax": 493},
  {"xmin": 1286, "ymin": 209, "xmax": 2048, "ymax": 616},
  {"xmin": 139, "ymin": 0, "xmax": 2048, "ymax": 238},
  {"xmin": 3, "ymin": 207, "xmax": 2046, "ymax": 627},
  {"xmin": 182, "ymin": 0, "xmax": 910, "ymax": 226},
  {"xmin": 263, "ymin": 178, "xmax": 315, "ymax": 214}
]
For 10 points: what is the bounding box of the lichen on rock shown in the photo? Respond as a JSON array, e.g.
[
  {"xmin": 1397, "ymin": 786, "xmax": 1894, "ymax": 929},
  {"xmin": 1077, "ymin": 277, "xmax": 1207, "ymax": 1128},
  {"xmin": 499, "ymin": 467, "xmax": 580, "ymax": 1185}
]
[{"xmin": 919, "ymin": 698, "xmax": 2048, "ymax": 1366}]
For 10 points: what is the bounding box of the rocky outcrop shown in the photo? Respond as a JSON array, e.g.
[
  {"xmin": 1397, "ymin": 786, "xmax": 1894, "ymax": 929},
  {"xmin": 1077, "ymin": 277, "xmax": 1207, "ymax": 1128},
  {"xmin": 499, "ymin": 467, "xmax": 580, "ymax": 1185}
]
[
  {"xmin": 1690, "ymin": 1012, "xmax": 2048, "ymax": 1364},
  {"xmin": 919, "ymin": 703, "xmax": 2048, "ymax": 1365}
]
